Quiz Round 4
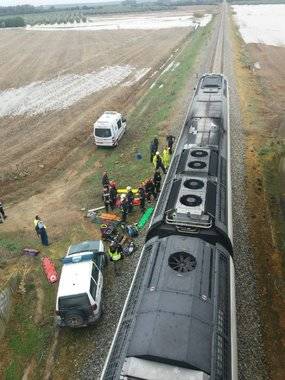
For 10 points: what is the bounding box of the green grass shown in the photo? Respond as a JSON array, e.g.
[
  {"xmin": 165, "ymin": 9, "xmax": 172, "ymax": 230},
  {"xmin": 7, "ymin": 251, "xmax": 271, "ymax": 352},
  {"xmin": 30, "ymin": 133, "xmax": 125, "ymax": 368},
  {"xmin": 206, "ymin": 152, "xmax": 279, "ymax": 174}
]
[
  {"xmin": 258, "ymin": 140, "xmax": 285, "ymax": 254},
  {"xmin": 2, "ymin": 271, "xmax": 54, "ymax": 380},
  {"xmin": 0, "ymin": 238, "xmax": 22, "ymax": 254}
]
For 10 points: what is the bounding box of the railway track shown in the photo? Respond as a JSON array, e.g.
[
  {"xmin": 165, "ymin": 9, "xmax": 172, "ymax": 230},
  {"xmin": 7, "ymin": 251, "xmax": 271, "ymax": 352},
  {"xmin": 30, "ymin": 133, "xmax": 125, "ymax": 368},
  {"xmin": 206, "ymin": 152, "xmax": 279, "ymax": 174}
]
[{"xmin": 210, "ymin": 1, "xmax": 226, "ymax": 74}]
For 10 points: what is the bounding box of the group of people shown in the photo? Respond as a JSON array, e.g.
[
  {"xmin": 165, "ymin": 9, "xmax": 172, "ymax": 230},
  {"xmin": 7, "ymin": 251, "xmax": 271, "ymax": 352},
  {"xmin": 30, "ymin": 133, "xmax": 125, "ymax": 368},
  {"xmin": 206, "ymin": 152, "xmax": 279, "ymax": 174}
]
[
  {"xmin": 150, "ymin": 135, "xmax": 175, "ymax": 174},
  {"xmin": 100, "ymin": 134, "xmax": 176, "ymax": 223},
  {"xmin": 105, "ymin": 134, "xmax": 176, "ymax": 274},
  {"xmin": 101, "ymin": 172, "xmax": 136, "ymax": 222}
]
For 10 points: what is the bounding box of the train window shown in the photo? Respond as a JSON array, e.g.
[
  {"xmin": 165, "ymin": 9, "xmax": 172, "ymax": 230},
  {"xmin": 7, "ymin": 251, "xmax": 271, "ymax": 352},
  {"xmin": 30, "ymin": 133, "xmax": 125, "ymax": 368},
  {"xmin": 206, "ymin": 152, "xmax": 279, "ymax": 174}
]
[{"xmin": 202, "ymin": 75, "xmax": 222, "ymax": 88}]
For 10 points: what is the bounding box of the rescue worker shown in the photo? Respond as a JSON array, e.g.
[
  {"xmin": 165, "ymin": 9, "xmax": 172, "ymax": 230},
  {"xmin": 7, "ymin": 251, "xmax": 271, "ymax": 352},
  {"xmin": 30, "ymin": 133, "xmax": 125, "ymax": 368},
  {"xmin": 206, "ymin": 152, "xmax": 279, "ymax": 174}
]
[
  {"xmin": 153, "ymin": 152, "xmax": 166, "ymax": 174},
  {"xmin": 138, "ymin": 184, "xmax": 146, "ymax": 213},
  {"xmin": 120, "ymin": 195, "xmax": 128, "ymax": 222},
  {"xmin": 101, "ymin": 171, "xmax": 109, "ymax": 187},
  {"xmin": 166, "ymin": 134, "xmax": 175, "ymax": 154},
  {"xmin": 34, "ymin": 216, "xmax": 49, "ymax": 246},
  {"xmin": 108, "ymin": 241, "xmax": 123, "ymax": 275},
  {"xmin": 145, "ymin": 178, "xmax": 156, "ymax": 202},
  {"xmin": 162, "ymin": 146, "xmax": 171, "ymax": 169},
  {"xmin": 153, "ymin": 170, "xmax": 162, "ymax": 195},
  {"xmin": 102, "ymin": 186, "xmax": 111, "ymax": 212},
  {"xmin": 126, "ymin": 186, "xmax": 134, "ymax": 213},
  {"xmin": 150, "ymin": 137, "xmax": 159, "ymax": 163},
  {"xmin": 109, "ymin": 181, "xmax": 118, "ymax": 210},
  {"xmin": 0, "ymin": 200, "xmax": 7, "ymax": 222}
]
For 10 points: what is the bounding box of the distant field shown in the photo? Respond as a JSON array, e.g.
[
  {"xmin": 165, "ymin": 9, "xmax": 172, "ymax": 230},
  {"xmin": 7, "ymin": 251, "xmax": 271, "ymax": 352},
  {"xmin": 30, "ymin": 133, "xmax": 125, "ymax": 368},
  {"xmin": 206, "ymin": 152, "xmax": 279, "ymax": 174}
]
[{"xmin": 0, "ymin": 3, "xmax": 176, "ymax": 26}]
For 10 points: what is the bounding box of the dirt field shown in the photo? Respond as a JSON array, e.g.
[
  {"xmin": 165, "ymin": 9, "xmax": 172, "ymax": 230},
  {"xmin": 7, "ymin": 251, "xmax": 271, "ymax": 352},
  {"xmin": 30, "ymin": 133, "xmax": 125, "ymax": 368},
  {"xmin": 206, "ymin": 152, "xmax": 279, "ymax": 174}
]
[
  {"xmin": 0, "ymin": 22, "xmax": 191, "ymax": 232},
  {"xmin": 249, "ymin": 44, "xmax": 285, "ymax": 136},
  {"xmin": 233, "ymin": 36, "xmax": 285, "ymax": 379}
]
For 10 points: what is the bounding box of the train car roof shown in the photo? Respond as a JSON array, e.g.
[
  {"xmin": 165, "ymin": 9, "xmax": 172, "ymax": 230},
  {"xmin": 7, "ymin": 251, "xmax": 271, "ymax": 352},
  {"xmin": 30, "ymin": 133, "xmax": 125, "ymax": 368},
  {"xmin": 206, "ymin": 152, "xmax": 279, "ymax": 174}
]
[{"xmin": 124, "ymin": 235, "xmax": 231, "ymax": 377}]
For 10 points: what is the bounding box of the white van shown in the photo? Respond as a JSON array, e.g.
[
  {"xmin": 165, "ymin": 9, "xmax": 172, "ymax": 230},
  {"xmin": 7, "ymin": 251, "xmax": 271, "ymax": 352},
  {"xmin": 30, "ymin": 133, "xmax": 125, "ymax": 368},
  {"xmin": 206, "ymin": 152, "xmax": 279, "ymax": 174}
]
[{"xmin": 93, "ymin": 111, "xmax": 126, "ymax": 147}]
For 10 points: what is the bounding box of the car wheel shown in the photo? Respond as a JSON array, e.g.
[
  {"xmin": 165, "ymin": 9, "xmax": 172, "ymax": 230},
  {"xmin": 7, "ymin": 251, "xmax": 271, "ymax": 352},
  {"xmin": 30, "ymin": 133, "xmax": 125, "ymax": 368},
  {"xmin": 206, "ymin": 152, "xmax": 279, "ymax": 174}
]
[{"xmin": 64, "ymin": 312, "xmax": 84, "ymax": 328}]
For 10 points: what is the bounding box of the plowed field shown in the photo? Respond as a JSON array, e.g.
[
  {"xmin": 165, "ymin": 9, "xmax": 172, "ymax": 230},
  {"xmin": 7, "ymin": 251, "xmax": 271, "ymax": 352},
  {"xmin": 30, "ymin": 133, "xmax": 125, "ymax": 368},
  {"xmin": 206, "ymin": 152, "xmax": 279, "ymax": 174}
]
[{"xmin": 0, "ymin": 23, "xmax": 191, "ymax": 229}]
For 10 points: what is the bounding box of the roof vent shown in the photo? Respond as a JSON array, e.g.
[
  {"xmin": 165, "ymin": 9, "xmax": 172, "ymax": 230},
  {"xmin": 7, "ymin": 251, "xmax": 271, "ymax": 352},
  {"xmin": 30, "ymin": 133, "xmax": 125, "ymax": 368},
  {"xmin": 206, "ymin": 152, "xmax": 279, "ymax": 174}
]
[
  {"xmin": 168, "ymin": 252, "xmax": 197, "ymax": 273},
  {"xmin": 188, "ymin": 161, "xmax": 206, "ymax": 170},
  {"xmin": 180, "ymin": 194, "xmax": 202, "ymax": 207},
  {"xmin": 191, "ymin": 149, "xmax": 208, "ymax": 158},
  {"xmin": 184, "ymin": 179, "xmax": 204, "ymax": 190}
]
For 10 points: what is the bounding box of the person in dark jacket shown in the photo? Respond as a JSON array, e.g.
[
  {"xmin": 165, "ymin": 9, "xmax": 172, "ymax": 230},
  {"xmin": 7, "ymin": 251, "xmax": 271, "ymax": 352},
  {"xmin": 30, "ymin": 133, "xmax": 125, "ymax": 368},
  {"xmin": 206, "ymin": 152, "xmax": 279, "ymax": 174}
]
[
  {"xmin": 153, "ymin": 170, "xmax": 162, "ymax": 195},
  {"xmin": 120, "ymin": 195, "xmax": 128, "ymax": 222},
  {"xmin": 166, "ymin": 135, "xmax": 175, "ymax": 154},
  {"xmin": 109, "ymin": 181, "xmax": 117, "ymax": 210},
  {"xmin": 102, "ymin": 171, "xmax": 109, "ymax": 187},
  {"xmin": 145, "ymin": 178, "xmax": 156, "ymax": 201},
  {"xmin": 150, "ymin": 137, "xmax": 159, "ymax": 163},
  {"xmin": 126, "ymin": 186, "xmax": 134, "ymax": 213},
  {"xmin": 138, "ymin": 184, "xmax": 146, "ymax": 213},
  {"xmin": 102, "ymin": 186, "xmax": 111, "ymax": 212},
  {"xmin": 0, "ymin": 200, "xmax": 7, "ymax": 222},
  {"xmin": 34, "ymin": 216, "xmax": 49, "ymax": 246}
]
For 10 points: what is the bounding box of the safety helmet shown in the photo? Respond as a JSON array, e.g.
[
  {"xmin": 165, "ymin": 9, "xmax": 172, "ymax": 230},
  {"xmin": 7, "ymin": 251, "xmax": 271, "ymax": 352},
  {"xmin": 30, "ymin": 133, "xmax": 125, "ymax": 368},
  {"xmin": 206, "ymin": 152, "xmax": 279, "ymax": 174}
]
[
  {"xmin": 156, "ymin": 151, "xmax": 159, "ymax": 155},
  {"xmin": 127, "ymin": 186, "xmax": 131, "ymax": 191},
  {"xmin": 121, "ymin": 194, "xmax": 126, "ymax": 199}
]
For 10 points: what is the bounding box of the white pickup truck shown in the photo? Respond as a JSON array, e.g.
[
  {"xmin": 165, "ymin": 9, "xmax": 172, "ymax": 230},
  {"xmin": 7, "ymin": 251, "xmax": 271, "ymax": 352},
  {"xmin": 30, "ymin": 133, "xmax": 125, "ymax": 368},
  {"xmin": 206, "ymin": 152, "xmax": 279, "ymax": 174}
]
[{"xmin": 93, "ymin": 111, "xmax": 126, "ymax": 147}]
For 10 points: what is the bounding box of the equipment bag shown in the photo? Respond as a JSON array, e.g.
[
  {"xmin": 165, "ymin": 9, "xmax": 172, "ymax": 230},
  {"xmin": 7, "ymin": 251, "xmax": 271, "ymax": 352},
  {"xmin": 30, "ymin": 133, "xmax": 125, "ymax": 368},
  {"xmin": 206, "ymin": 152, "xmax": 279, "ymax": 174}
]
[{"xmin": 126, "ymin": 225, "xmax": 139, "ymax": 237}]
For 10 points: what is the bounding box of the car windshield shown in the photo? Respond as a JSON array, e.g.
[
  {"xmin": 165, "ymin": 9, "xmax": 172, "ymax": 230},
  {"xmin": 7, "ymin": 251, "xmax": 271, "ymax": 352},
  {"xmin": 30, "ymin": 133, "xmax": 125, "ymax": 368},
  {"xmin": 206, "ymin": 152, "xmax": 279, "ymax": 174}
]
[
  {"xmin": 95, "ymin": 128, "xmax": 111, "ymax": 138},
  {"xmin": 59, "ymin": 293, "xmax": 90, "ymax": 309}
]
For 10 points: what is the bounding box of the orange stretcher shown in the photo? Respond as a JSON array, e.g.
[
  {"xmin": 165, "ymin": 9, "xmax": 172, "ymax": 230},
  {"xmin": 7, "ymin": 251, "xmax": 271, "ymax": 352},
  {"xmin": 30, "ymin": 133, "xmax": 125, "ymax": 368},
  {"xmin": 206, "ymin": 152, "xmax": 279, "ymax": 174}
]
[{"xmin": 100, "ymin": 213, "xmax": 121, "ymax": 221}]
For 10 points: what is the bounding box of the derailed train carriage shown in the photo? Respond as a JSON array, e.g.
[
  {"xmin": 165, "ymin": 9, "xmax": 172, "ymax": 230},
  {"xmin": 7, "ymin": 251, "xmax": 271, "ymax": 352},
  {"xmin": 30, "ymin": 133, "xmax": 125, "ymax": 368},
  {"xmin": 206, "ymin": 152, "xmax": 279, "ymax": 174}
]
[{"xmin": 101, "ymin": 74, "xmax": 238, "ymax": 380}]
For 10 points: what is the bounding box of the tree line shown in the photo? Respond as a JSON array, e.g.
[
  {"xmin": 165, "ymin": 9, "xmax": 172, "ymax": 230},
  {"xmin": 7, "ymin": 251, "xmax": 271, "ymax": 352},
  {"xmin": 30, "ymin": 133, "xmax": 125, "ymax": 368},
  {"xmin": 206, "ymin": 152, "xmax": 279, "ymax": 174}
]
[
  {"xmin": 0, "ymin": 5, "xmax": 38, "ymax": 16},
  {"xmin": 0, "ymin": 17, "xmax": 25, "ymax": 28},
  {"xmin": 0, "ymin": 1, "xmax": 220, "ymax": 18}
]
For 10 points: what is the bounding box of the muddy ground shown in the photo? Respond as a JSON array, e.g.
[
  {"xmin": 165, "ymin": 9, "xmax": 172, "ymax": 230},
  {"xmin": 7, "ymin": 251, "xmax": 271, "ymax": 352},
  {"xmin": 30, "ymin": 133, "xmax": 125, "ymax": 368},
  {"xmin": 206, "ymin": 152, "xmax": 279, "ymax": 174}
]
[
  {"xmin": 233, "ymin": 37, "xmax": 285, "ymax": 379},
  {"xmin": 249, "ymin": 43, "xmax": 285, "ymax": 138}
]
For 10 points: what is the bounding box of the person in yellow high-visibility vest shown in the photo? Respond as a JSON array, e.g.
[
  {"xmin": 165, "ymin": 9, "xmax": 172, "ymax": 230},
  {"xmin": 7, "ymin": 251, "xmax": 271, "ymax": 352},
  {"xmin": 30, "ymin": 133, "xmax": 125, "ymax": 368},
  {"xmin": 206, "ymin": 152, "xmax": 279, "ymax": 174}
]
[
  {"xmin": 108, "ymin": 242, "xmax": 123, "ymax": 275},
  {"xmin": 34, "ymin": 215, "xmax": 49, "ymax": 246},
  {"xmin": 152, "ymin": 151, "xmax": 166, "ymax": 174},
  {"xmin": 162, "ymin": 146, "xmax": 171, "ymax": 169}
]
